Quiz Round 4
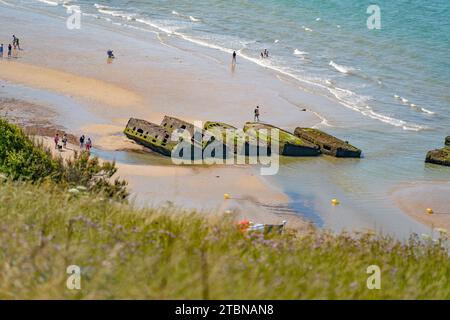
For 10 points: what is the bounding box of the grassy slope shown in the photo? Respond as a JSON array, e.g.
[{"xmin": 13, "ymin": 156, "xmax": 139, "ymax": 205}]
[{"xmin": 0, "ymin": 182, "xmax": 449, "ymax": 299}]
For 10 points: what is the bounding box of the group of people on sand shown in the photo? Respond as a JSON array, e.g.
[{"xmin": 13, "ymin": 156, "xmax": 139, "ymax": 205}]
[
  {"xmin": 53, "ymin": 133, "xmax": 92, "ymax": 152},
  {"xmin": 0, "ymin": 35, "xmax": 21, "ymax": 59},
  {"xmin": 54, "ymin": 133, "xmax": 69, "ymax": 151},
  {"xmin": 79, "ymin": 135, "xmax": 93, "ymax": 152}
]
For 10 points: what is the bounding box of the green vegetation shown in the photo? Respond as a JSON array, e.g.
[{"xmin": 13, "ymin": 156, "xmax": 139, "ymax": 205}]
[
  {"xmin": 0, "ymin": 181, "xmax": 449, "ymax": 299},
  {"xmin": 0, "ymin": 119, "xmax": 58, "ymax": 180},
  {"xmin": 0, "ymin": 118, "xmax": 449, "ymax": 299},
  {"xmin": 0, "ymin": 119, "xmax": 127, "ymax": 199}
]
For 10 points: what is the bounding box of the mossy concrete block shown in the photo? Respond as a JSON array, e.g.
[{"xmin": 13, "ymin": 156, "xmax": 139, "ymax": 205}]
[
  {"xmin": 425, "ymin": 147, "xmax": 450, "ymax": 166},
  {"xmin": 294, "ymin": 127, "xmax": 361, "ymax": 158}
]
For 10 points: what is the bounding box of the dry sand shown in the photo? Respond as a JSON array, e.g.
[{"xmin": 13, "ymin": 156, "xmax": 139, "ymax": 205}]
[{"xmin": 0, "ymin": 60, "xmax": 142, "ymax": 109}]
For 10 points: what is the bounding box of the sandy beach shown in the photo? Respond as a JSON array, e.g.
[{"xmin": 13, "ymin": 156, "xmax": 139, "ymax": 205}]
[
  {"xmin": 1, "ymin": 2, "xmax": 448, "ymax": 238},
  {"xmin": 392, "ymin": 182, "xmax": 450, "ymax": 234}
]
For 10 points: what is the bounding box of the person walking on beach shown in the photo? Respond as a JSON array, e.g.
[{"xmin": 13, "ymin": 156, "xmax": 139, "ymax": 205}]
[
  {"xmin": 232, "ymin": 51, "xmax": 237, "ymax": 64},
  {"xmin": 15, "ymin": 37, "xmax": 20, "ymax": 50},
  {"xmin": 54, "ymin": 133, "xmax": 60, "ymax": 149},
  {"xmin": 79, "ymin": 135, "xmax": 85, "ymax": 149},
  {"xmin": 254, "ymin": 106, "xmax": 260, "ymax": 122},
  {"xmin": 7, "ymin": 44, "xmax": 12, "ymax": 58},
  {"xmin": 0, "ymin": 44, "xmax": 3, "ymax": 58},
  {"xmin": 62, "ymin": 134, "xmax": 68, "ymax": 149},
  {"xmin": 86, "ymin": 138, "xmax": 92, "ymax": 152}
]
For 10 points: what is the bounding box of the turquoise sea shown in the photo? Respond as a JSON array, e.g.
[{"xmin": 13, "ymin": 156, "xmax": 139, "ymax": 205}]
[{"xmin": 6, "ymin": 0, "xmax": 450, "ymax": 236}]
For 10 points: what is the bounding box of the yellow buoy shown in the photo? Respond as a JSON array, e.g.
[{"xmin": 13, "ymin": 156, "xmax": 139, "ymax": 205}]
[
  {"xmin": 223, "ymin": 193, "xmax": 230, "ymax": 200},
  {"xmin": 331, "ymin": 198, "xmax": 340, "ymax": 206},
  {"xmin": 426, "ymin": 208, "xmax": 434, "ymax": 215}
]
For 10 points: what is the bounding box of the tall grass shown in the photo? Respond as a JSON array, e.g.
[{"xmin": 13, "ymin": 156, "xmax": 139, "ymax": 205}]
[{"xmin": 0, "ymin": 182, "xmax": 448, "ymax": 299}]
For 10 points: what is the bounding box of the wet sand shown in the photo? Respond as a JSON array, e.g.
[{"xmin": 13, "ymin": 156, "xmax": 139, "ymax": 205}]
[{"xmin": 392, "ymin": 182, "xmax": 450, "ymax": 234}]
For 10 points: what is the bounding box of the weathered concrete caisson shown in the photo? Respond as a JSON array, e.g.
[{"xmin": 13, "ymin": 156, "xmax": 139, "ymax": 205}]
[
  {"xmin": 425, "ymin": 136, "xmax": 450, "ymax": 167},
  {"xmin": 160, "ymin": 116, "xmax": 203, "ymax": 159},
  {"xmin": 124, "ymin": 118, "xmax": 175, "ymax": 156},
  {"xmin": 294, "ymin": 127, "xmax": 361, "ymax": 158},
  {"xmin": 125, "ymin": 116, "xmax": 231, "ymax": 159},
  {"xmin": 204, "ymin": 121, "xmax": 260, "ymax": 156},
  {"xmin": 124, "ymin": 117, "xmax": 365, "ymax": 160},
  {"xmin": 243, "ymin": 122, "xmax": 320, "ymax": 156}
]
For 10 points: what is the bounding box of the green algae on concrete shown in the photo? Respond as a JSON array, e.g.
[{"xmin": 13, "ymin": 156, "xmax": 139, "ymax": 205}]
[
  {"xmin": 243, "ymin": 122, "xmax": 320, "ymax": 156},
  {"xmin": 124, "ymin": 118, "xmax": 176, "ymax": 156},
  {"xmin": 294, "ymin": 127, "xmax": 361, "ymax": 158}
]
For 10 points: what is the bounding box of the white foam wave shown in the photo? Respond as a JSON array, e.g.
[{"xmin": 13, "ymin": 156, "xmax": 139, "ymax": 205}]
[
  {"xmin": 329, "ymin": 87, "xmax": 426, "ymax": 131},
  {"xmin": 293, "ymin": 49, "xmax": 308, "ymax": 56},
  {"xmin": 189, "ymin": 16, "xmax": 201, "ymax": 22},
  {"xmin": 274, "ymin": 39, "xmax": 279, "ymax": 43},
  {"xmin": 172, "ymin": 10, "xmax": 180, "ymax": 16},
  {"xmin": 419, "ymin": 107, "xmax": 435, "ymax": 115},
  {"xmin": 394, "ymin": 95, "xmax": 435, "ymax": 115},
  {"xmin": 0, "ymin": 0, "xmax": 14, "ymax": 6},
  {"xmin": 302, "ymin": 26, "xmax": 313, "ymax": 32},
  {"xmin": 316, "ymin": 18, "xmax": 321, "ymax": 21},
  {"xmin": 94, "ymin": 4, "xmax": 137, "ymax": 21},
  {"xmin": 36, "ymin": 0, "xmax": 59, "ymax": 5},
  {"xmin": 329, "ymin": 60, "xmax": 353, "ymax": 74}
]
